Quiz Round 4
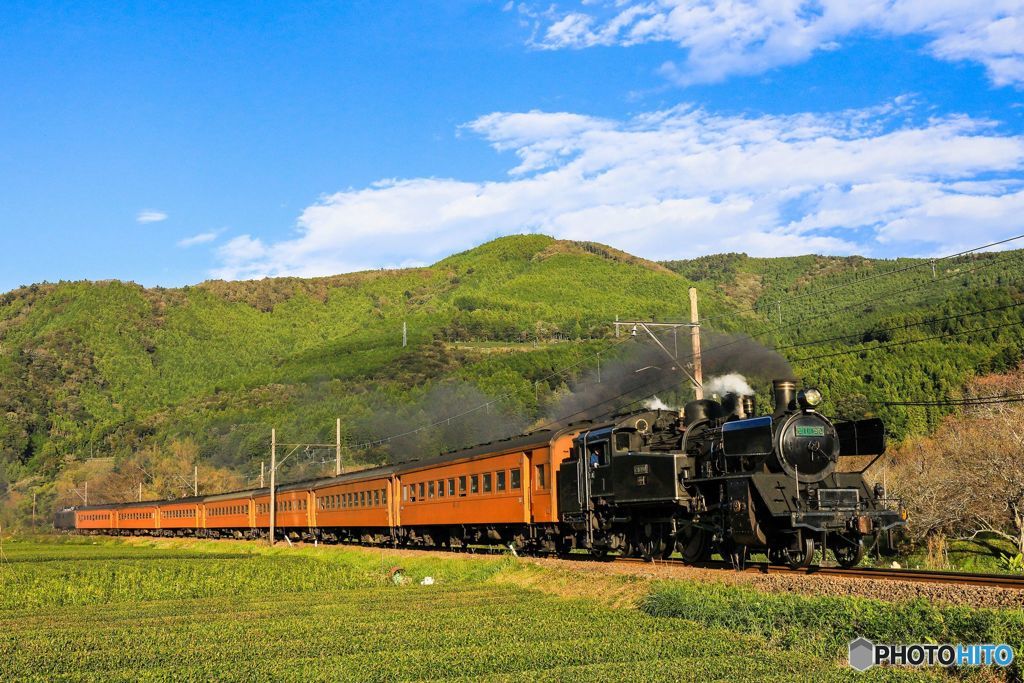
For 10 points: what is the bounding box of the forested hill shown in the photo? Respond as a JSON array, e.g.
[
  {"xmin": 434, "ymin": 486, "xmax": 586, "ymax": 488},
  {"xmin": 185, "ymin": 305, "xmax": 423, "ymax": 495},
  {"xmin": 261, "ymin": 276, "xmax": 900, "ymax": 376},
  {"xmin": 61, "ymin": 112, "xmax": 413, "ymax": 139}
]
[{"xmin": 1, "ymin": 234, "xmax": 1021, "ymax": 522}]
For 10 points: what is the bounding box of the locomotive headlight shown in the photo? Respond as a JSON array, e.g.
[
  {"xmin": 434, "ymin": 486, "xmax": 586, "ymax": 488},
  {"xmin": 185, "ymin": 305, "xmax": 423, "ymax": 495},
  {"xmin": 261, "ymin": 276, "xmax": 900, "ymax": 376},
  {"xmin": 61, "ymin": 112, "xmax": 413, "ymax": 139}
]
[{"xmin": 797, "ymin": 388, "xmax": 822, "ymax": 409}]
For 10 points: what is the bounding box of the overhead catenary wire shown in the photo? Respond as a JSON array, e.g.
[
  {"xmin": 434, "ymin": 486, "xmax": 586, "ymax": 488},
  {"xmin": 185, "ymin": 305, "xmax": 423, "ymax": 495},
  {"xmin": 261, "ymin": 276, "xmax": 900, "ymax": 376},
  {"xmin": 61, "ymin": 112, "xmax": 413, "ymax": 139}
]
[
  {"xmin": 698, "ymin": 232, "xmax": 1024, "ymax": 328},
  {"xmin": 533, "ymin": 313, "xmax": 1024, "ymax": 431},
  {"xmin": 789, "ymin": 319, "xmax": 1024, "ymax": 364},
  {"xmin": 774, "ymin": 299, "xmax": 1024, "ymax": 353},
  {"xmin": 261, "ymin": 233, "xmax": 1024, "ymax": 475},
  {"xmin": 873, "ymin": 392, "xmax": 1024, "ymax": 407}
]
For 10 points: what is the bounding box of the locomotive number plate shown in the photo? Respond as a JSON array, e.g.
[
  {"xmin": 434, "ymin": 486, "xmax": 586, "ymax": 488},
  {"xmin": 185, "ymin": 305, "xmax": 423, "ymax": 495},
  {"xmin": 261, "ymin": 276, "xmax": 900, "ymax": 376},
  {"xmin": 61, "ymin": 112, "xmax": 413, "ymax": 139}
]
[
  {"xmin": 796, "ymin": 426, "xmax": 826, "ymax": 437},
  {"xmin": 633, "ymin": 464, "xmax": 650, "ymax": 475}
]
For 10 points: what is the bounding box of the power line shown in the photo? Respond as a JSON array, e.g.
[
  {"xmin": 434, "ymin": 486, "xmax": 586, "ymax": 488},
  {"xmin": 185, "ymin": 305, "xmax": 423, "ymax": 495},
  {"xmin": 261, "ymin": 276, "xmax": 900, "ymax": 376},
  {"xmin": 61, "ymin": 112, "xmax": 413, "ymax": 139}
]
[
  {"xmin": 699, "ymin": 233, "xmax": 1024, "ymax": 327},
  {"xmin": 790, "ymin": 319, "xmax": 1024, "ymax": 364},
  {"xmin": 874, "ymin": 392, "xmax": 1024, "ymax": 407},
  {"xmin": 311, "ymin": 234, "xmax": 1024, "ymax": 458},
  {"xmin": 534, "ymin": 314, "xmax": 1024, "ymax": 431},
  {"xmin": 352, "ymin": 274, "xmax": 1022, "ymax": 451},
  {"xmin": 774, "ymin": 299, "xmax": 1024, "ymax": 352}
]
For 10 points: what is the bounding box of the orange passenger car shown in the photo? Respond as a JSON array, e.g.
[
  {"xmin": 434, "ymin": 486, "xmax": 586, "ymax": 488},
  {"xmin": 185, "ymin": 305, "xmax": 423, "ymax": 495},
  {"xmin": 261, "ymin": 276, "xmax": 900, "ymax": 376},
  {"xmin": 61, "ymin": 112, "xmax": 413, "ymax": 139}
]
[
  {"xmin": 160, "ymin": 497, "xmax": 203, "ymax": 531},
  {"xmin": 253, "ymin": 485, "xmax": 309, "ymax": 530},
  {"xmin": 204, "ymin": 492, "xmax": 255, "ymax": 531},
  {"xmin": 76, "ymin": 507, "xmax": 116, "ymax": 531},
  {"xmin": 116, "ymin": 504, "xmax": 159, "ymax": 531},
  {"xmin": 313, "ymin": 469, "xmax": 396, "ymax": 532}
]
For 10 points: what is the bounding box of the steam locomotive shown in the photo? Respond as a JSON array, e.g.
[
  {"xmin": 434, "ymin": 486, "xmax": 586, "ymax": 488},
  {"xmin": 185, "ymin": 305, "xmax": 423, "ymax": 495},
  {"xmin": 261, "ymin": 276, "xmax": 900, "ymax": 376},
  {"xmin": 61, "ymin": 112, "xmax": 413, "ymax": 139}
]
[
  {"xmin": 58, "ymin": 378, "xmax": 904, "ymax": 569},
  {"xmin": 557, "ymin": 379, "xmax": 906, "ymax": 568}
]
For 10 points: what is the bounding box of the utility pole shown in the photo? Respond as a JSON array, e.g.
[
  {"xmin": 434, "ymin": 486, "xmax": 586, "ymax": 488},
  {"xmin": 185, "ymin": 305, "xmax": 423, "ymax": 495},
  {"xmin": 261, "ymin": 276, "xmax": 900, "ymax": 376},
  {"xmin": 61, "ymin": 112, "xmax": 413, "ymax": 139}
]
[
  {"xmin": 85, "ymin": 481, "xmax": 88, "ymax": 506},
  {"xmin": 193, "ymin": 465, "xmax": 198, "ymax": 497},
  {"xmin": 689, "ymin": 287, "xmax": 703, "ymax": 400},
  {"xmin": 32, "ymin": 491, "xmax": 37, "ymax": 529},
  {"xmin": 260, "ymin": 461, "xmax": 265, "ymax": 488},
  {"xmin": 269, "ymin": 428, "xmax": 277, "ymax": 546},
  {"xmin": 402, "ymin": 321, "xmax": 407, "ymax": 347},
  {"xmin": 335, "ymin": 418, "xmax": 342, "ymax": 476},
  {"xmin": 138, "ymin": 481, "xmax": 143, "ymax": 502}
]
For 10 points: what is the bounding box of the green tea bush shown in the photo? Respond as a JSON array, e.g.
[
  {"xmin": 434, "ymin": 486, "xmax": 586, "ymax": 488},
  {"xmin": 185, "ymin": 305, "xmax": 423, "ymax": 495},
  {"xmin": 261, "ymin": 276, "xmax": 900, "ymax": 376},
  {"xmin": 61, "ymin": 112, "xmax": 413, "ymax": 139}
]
[{"xmin": 643, "ymin": 579, "xmax": 1024, "ymax": 668}]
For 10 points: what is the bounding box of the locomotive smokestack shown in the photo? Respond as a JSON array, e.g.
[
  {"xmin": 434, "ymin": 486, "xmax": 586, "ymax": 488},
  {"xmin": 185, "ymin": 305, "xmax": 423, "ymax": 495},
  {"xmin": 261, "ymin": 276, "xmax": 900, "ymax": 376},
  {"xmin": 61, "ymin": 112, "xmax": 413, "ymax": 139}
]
[{"xmin": 772, "ymin": 379, "xmax": 797, "ymax": 416}]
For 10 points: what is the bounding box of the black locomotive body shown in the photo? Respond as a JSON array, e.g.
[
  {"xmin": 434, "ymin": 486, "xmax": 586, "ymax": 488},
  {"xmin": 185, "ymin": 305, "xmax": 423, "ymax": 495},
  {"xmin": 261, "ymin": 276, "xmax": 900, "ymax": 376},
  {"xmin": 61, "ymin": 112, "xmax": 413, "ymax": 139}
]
[{"xmin": 556, "ymin": 379, "xmax": 906, "ymax": 567}]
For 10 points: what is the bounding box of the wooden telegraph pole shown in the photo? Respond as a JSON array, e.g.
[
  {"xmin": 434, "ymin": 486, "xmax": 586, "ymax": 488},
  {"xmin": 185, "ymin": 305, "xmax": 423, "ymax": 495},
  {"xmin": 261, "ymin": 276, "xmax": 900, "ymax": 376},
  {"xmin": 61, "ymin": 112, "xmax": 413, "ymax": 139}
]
[
  {"xmin": 269, "ymin": 429, "xmax": 277, "ymax": 546},
  {"xmin": 335, "ymin": 418, "xmax": 342, "ymax": 476},
  {"xmin": 688, "ymin": 287, "xmax": 703, "ymax": 400},
  {"xmin": 260, "ymin": 461, "xmax": 265, "ymax": 488}
]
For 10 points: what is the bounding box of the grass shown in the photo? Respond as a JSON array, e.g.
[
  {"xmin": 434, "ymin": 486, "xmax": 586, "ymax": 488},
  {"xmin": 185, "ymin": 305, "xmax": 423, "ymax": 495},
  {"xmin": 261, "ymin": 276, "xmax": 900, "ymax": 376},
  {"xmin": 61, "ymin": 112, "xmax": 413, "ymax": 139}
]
[
  {"xmin": 894, "ymin": 535, "xmax": 1022, "ymax": 574},
  {"xmin": 0, "ymin": 536, "xmax": 1009, "ymax": 681},
  {"xmin": 643, "ymin": 581, "xmax": 1024, "ymax": 664}
]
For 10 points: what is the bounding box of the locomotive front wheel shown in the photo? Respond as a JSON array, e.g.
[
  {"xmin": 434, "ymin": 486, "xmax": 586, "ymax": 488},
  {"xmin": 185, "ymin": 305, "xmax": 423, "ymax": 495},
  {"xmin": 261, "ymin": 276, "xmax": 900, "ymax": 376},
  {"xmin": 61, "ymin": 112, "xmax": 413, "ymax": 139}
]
[
  {"xmin": 677, "ymin": 528, "xmax": 709, "ymax": 565},
  {"xmin": 833, "ymin": 538, "xmax": 865, "ymax": 569},
  {"xmin": 783, "ymin": 537, "xmax": 815, "ymax": 569}
]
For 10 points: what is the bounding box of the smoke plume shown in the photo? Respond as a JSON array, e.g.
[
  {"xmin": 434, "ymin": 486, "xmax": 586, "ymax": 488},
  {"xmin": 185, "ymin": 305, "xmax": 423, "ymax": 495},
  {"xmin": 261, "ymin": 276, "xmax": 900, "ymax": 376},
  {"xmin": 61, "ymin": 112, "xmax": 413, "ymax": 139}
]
[
  {"xmin": 642, "ymin": 396, "xmax": 675, "ymax": 411},
  {"xmin": 701, "ymin": 331, "xmax": 793, "ymax": 379},
  {"xmin": 704, "ymin": 373, "xmax": 754, "ymax": 397}
]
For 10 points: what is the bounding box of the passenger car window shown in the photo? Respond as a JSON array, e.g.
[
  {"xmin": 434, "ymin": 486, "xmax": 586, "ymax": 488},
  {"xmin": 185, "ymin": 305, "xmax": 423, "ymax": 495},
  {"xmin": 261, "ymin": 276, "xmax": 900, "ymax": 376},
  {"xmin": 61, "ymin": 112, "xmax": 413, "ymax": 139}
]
[
  {"xmin": 428, "ymin": 481, "xmax": 435, "ymax": 498},
  {"xmin": 448, "ymin": 479, "xmax": 455, "ymax": 496},
  {"xmin": 483, "ymin": 473, "xmax": 492, "ymax": 493},
  {"xmin": 510, "ymin": 468, "xmax": 521, "ymax": 490},
  {"xmin": 496, "ymin": 471, "xmax": 506, "ymax": 491},
  {"xmin": 470, "ymin": 475, "xmax": 479, "ymax": 494},
  {"xmin": 374, "ymin": 490, "xmax": 380, "ymax": 506},
  {"xmin": 535, "ymin": 464, "xmax": 546, "ymax": 489},
  {"xmin": 436, "ymin": 480, "xmax": 444, "ymax": 497},
  {"xmin": 459, "ymin": 476, "xmax": 467, "ymax": 496}
]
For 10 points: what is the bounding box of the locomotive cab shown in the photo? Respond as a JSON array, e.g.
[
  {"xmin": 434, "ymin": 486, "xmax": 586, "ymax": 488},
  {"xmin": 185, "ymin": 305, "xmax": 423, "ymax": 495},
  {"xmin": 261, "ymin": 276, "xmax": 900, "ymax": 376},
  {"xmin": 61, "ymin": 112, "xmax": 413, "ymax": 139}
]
[{"xmin": 556, "ymin": 410, "xmax": 693, "ymax": 557}]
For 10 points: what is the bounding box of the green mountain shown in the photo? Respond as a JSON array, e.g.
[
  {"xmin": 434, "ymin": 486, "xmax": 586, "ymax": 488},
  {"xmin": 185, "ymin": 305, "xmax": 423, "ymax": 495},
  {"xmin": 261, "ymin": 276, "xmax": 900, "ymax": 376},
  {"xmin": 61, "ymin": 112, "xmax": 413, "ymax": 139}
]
[{"xmin": 1, "ymin": 234, "xmax": 1021, "ymax": 522}]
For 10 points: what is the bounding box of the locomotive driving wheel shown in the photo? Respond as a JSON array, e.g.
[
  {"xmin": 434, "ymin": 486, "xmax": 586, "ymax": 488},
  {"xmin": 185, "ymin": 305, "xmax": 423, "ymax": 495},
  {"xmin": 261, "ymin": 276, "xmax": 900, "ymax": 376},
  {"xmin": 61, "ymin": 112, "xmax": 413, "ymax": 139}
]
[
  {"xmin": 676, "ymin": 526, "xmax": 709, "ymax": 564},
  {"xmin": 832, "ymin": 537, "xmax": 865, "ymax": 569},
  {"xmin": 634, "ymin": 527, "xmax": 667, "ymax": 563},
  {"xmin": 780, "ymin": 536, "xmax": 815, "ymax": 569}
]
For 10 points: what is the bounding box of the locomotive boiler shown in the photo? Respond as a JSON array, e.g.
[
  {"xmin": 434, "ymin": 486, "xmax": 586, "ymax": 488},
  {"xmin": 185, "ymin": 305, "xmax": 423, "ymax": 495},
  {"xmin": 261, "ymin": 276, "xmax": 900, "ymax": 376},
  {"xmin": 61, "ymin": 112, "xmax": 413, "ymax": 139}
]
[{"xmin": 556, "ymin": 379, "xmax": 906, "ymax": 568}]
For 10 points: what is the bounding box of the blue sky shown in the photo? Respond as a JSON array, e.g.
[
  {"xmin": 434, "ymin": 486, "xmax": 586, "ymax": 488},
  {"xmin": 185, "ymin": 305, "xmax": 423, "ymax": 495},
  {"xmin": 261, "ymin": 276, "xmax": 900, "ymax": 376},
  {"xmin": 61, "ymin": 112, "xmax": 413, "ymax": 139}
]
[{"xmin": 2, "ymin": 1, "xmax": 1023, "ymax": 291}]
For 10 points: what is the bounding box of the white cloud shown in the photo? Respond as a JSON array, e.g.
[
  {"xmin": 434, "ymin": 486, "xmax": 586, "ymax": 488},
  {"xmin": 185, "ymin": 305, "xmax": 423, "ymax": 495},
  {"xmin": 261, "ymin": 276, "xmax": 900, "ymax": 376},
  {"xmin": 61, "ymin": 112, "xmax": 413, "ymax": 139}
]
[
  {"xmin": 531, "ymin": 1, "xmax": 1024, "ymax": 87},
  {"xmin": 177, "ymin": 231, "xmax": 220, "ymax": 248},
  {"xmin": 211, "ymin": 100, "xmax": 1024, "ymax": 281},
  {"xmin": 137, "ymin": 209, "xmax": 169, "ymax": 224}
]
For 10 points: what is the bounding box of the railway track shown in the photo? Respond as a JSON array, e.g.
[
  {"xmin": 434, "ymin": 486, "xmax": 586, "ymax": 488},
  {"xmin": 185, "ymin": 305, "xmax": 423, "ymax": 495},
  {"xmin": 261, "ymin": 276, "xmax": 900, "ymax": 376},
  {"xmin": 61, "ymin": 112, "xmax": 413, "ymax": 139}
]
[
  {"xmin": 615, "ymin": 556, "xmax": 1024, "ymax": 590},
  {"xmin": 326, "ymin": 540, "xmax": 1024, "ymax": 590}
]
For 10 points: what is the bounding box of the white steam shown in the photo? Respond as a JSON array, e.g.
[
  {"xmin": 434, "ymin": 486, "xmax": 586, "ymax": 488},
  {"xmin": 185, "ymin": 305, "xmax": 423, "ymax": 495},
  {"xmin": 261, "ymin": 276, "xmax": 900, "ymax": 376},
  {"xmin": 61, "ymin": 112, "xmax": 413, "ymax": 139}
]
[
  {"xmin": 643, "ymin": 396, "xmax": 674, "ymax": 411},
  {"xmin": 704, "ymin": 373, "xmax": 754, "ymax": 397}
]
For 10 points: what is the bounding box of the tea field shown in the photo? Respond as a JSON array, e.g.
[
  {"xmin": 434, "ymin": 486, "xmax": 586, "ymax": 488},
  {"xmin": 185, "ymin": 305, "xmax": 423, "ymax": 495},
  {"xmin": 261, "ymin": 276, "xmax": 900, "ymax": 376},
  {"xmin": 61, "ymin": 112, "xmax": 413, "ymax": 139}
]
[{"xmin": 0, "ymin": 537, "xmax": 997, "ymax": 681}]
